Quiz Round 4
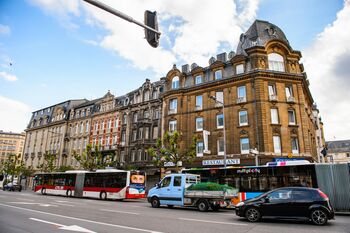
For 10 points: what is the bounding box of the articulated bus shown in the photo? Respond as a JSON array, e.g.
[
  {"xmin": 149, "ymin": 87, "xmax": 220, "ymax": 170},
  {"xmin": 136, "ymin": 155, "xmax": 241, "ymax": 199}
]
[
  {"xmin": 183, "ymin": 161, "xmax": 319, "ymax": 205},
  {"xmin": 33, "ymin": 169, "xmax": 146, "ymax": 200}
]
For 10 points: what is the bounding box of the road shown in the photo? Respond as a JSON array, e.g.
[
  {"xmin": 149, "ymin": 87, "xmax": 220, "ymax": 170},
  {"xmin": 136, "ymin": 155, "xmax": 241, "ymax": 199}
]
[{"xmin": 0, "ymin": 190, "xmax": 349, "ymax": 233}]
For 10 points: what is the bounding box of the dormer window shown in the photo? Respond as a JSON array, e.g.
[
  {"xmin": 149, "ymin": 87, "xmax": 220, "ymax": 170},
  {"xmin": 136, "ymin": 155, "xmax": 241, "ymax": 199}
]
[
  {"xmin": 268, "ymin": 53, "xmax": 285, "ymax": 72},
  {"xmin": 236, "ymin": 64, "xmax": 244, "ymax": 74},
  {"xmin": 172, "ymin": 76, "xmax": 180, "ymax": 89},
  {"xmin": 195, "ymin": 75, "xmax": 202, "ymax": 85},
  {"xmin": 214, "ymin": 70, "xmax": 222, "ymax": 80}
]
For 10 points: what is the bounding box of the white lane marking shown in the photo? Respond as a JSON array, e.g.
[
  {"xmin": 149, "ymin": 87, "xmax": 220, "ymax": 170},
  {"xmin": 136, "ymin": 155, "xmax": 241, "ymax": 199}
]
[
  {"xmin": 30, "ymin": 218, "xmax": 96, "ymax": 233},
  {"xmin": 55, "ymin": 200, "xmax": 75, "ymax": 203},
  {"xmin": 178, "ymin": 218, "xmax": 248, "ymax": 226},
  {"xmin": 16, "ymin": 198, "xmax": 35, "ymax": 202},
  {"xmin": 0, "ymin": 203, "xmax": 163, "ymax": 233},
  {"xmin": 56, "ymin": 203, "xmax": 75, "ymax": 207},
  {"xmin": 7, "ymin": 202, "xmax": 58, "ymax": 207},
  {"xmin": 100, "ymin": 209, "xmax": 140, "ymax": 215}
]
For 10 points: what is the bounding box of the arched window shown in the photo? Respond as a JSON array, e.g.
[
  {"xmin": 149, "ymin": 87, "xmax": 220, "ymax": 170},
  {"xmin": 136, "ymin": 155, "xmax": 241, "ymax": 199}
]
[
  {"xmin": 268, "ymin": 53, "xmax": 285, "ymax": 72},
  {"xmin": 172, "ymin": 76, "xmax": 180, "ymax": 89}
]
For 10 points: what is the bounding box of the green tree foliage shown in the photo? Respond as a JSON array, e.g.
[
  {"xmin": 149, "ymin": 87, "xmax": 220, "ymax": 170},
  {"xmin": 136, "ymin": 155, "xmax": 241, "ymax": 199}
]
[
  {"xmin": 1, "ymin": 153, "xmax": 22, "ymax": 181},
  {"xmin": 37, "ymin": 152, "xmax": 56, "ymax": 173},
  {"xmin": 73, "ymin": 144, "xmax": 110, "ymax": 171},
  {"xmin": 56, "ymin": 165, "xmax": 75, "ymax": 172},
  {"xmin": 148, "ymin": 131, "xmax": 197, "ymax": 173}
]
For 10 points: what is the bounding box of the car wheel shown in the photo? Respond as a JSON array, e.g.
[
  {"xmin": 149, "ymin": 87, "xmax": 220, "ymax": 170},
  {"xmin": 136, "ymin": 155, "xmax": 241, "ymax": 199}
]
[
  {"xmin": 310, "ymin": 209, "xmax": 328, "ymax": 226},
  {"xmin": 100, "ymin": 191, "xmax": 107, "ymax": 200},
  {"xmin": 151, "ymin": 197, "xmax": 160, "ymax": 208},
  {"xmin": 245, "ymin": 207, "xmax": 261, "ymax": 222},
  {"xmin": 66, "ymin": 189, "xmax": 72, "ymax": 197},
  {"xmin": 197, "ymin": 200, "xmax": 209, "ymax": 212},
  {"xmin": 41, "ymin": 188, "xmax": 46, "ymax": 195}
]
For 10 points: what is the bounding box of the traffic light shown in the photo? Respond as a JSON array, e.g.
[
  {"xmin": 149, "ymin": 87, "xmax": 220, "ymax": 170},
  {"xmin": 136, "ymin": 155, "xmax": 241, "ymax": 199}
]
[{"xmin": 144, "ymin": 10, "xmax": 159, "ymax": 48}]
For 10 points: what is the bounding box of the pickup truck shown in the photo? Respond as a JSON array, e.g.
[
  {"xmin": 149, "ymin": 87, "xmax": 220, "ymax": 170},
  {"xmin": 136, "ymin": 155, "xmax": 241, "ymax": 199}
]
[{"xmin": 147, "ymin": 173, "xmax": 236, "ymax": 211}]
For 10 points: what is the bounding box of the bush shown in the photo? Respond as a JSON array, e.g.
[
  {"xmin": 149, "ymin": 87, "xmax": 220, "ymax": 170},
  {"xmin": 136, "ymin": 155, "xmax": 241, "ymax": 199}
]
[{"xmin": 187, "ymin": 182, "xmax": 234, "ymax": 191}]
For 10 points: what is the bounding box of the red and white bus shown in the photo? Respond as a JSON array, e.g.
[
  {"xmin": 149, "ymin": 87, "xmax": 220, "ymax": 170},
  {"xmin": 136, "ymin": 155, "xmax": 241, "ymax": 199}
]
[{"xmin": 33, "ymin": 169, "xmax": 146, "ymax": 200}]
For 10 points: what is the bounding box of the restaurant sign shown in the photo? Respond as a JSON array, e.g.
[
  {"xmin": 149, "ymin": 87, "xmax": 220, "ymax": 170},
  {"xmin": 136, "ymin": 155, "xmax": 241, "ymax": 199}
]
[{"xmin": 202, "ymin": 159, "xmax": 240, "ymax": 166}]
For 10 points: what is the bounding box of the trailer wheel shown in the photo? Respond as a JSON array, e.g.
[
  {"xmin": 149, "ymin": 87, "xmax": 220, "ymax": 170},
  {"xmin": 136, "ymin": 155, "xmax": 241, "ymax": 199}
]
[
  {"xmin": 197, "ymin": 199, "xmax": 209, "ymax": 212},
  {"xmin": 151, "ymin": 197, "xmax": 160, "ymax": 208}
]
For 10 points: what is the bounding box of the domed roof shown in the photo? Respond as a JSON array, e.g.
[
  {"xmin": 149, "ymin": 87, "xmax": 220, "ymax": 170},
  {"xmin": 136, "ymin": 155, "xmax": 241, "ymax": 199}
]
[{"xmin": 236, "ymin": 20, "xmax": 289, "ymax": 55}]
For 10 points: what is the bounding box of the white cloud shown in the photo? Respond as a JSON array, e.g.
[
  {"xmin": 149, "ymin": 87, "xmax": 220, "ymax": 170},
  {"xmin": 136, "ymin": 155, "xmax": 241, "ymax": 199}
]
[
  {"xmin": 0, "ymin": 96, "xmax": 32, "ymax": 133},
  {"xmin": 0, "ymin": 71, "xmax": 18, "ymax": 81},
  {"xmin": 0, "ymin": 24, "xmax": 11, "ymax": 35},
  {"xmin": 303, "ymin": 0, "xmax": 350, "ymax": 140}
]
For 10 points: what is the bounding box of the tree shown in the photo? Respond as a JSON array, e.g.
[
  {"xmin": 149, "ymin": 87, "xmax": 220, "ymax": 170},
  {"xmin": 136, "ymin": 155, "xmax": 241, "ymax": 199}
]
[
  {"xmin": 148, "ymin": 131, "xmax": 197, "ymax": 173},
  {"xmin": 2, "ymin": 153, "xmax": 21, "ymax": 182},
  {"xmin": 56, "ymin": 165, "xmax": 75, "ymax": 172},
  {"xmin": 37, "ymin": 152, "xmax": 56, "ymax": 173},
  {"xmin": 73, "ymin": 144, "xmax": 108, "ymax": 171}
]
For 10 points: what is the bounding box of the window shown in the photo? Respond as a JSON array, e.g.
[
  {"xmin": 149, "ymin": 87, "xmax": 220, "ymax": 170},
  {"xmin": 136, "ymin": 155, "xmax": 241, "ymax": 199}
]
[
  {"xmin": 172, "ymin": 76, "xmax": 180, "ymax": 89},
  {"xmin": 131, "ymin": 150, "xmax": 136, "ymax": 162},
  {"xmin": 99, "ymin": 137, "xmax": 103, "ymax": 146},
  {"xmin": 152, "ymin": 90, "xmax": 158, "ymax": 99},
  {"xmin": 144, "ymin": 90, "xmax": 150, "ymax": 101},
  {"xmin": 217, "ymin": 114, "xmax": 224, "ymax": 129},
  {"xmin": 288, "ymin": 109, "xmax": 296, "ymax": 125},
  {"xmin": 195, "ymin": 75, "xmax": 202, "ymax": 85},
  {"xmin": 121, "ymin": 131, "xmax": 126, "ymax": 143},
  {"xmin": 169, "ymin": 120, "xmax": 177, "ymax": 132},
  {"xmin": 138, "ymin": 127, "xmax": 143, "ymax": 139},
  {"xmin": 239, "ymin": 110, "xmax": 248, "ymax": 126},
  {"xmin": 101, "ymin": 121, "xmax": 105, "ymax": 130},
  {"xmin": 268, "ymin": 53, "xmax": 285, "ymax": 72},
  {"xmin": 133, "ymin": 113, "xmax": 138, "ymax": 123},
  {"xmin": 106, "ymin": 136, "xmax": 110, "ymax": 146},
  {"xmin": 196, "ymin": 117, "xmax": 203, "ymax": 131},
  {"xmin": 236, "ymin": 64, "xmax": 244, "ymax": 74},
  {"xmin": 144, "ymin": 110, "xmax": 149, "ymax": 119},
  {"xmin": 108, "ymin": 119, "xmax": 112, "ymax": 129},
  {"xmin": 273, "ymin": 136, "xmax": 281, "ymax": 153},
  {"xmin": 291, "ymin": 138, "xmax": 299, "ymax": 154},
  {"xmin": 160, "ymin": 177, "xmax": 171, "ymax": 188},
  {"xmin": 216, "ymin": 91, "xmax": 224, "ymax": 104},
  {"xmin": 271, "ymin": 108, "xmax": 279, "ymax": 124},
  {"xmin": 195, "ymin": 95, "xmax": 202, "ymax": 110},
  {"xmin": 173, "ymin": 176, "xmax": 182, "ymax": 186},
  {"xmin": 237, "ymin": 86, "xmax": 246, "ymax": 102},
  {"xmin": 85, "ymin": 121, "xmax": 89, "ymax": 133},
  {"xmin": 285, "ymin": 86, "xmax": 293, "ymax": 98},
  {"xmin": 240, "ymin": 138, "xmax": 250, "ymax": 154},
  {"xmin": 145, "ymin": 127, "xmax": 149, "ymax": 139},
  {"xmin": 80, "ymin": 122, "xmax": 84, "ymax": 133},
  {"xmin": 132, "ymin": 130, "xmax": 137, "ymax": 141},
  {"xmin": 217, "ymin": 138, "xmax": 225, "ymax": 155},
  {"xmin": 123, "ymin": 114, "xmax": 127, "ymax": 124},
  {"xmin": 154, "ymin": 109, "xmax": 160, "ymax": 119},
  {"xmin": 120, "ymin": 151, "xmax": 125, "ymax": 162},
  {"xmin": 196, "ymin": 141, "xmax": 204, "ymax": 157},
  {"xmin": 169, "ymin": 99, "xmax": 177, "ymax": 114},
  {"xmin": 214, "ymin": 70, "xmax": 222, "ymax": 80},
  {"xmin": 267, "ymin": 189, "xmax": 291, "ymax": 200},
  {"xmin": 137, "ymin": 150, "xmax": 142, "ymax": 161},
  {"xmin": 114, "ymin": 118, "xmax": 119, "ymax": 128},
  {"xmin": 153, "ymin": 126, "xmax": 158, "ymax": 139},
  {"xmin": 268, "ymin": 84, "xmax": 276, "ymax": 96}
]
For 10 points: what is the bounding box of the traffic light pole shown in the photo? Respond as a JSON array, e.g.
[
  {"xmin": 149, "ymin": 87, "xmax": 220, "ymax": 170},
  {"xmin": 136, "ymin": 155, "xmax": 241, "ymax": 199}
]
[{"xmin": 83, "ymin": 0, "xmax": 161, "ymax": 36}]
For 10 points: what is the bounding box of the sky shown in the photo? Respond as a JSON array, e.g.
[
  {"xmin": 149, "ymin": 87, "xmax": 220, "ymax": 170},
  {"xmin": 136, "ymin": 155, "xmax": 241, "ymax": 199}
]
[{"xmin": 0, "ymin": 0, "xmax": 348, "ymax": 141}]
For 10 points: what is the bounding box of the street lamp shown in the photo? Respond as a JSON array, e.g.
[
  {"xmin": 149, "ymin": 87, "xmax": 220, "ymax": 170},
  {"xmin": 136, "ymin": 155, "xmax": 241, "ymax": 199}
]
[{"xmin": 209, "ymin": 96, "xmax": 227, "ymax": 175}]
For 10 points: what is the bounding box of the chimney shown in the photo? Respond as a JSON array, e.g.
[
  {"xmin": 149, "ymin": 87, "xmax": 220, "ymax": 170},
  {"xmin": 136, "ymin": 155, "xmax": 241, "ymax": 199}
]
[
  {"xmin": 182, "ymin": 64, "xmax": 189, "ymax": 73},
  {"xmin": 216, "ymin": 52, "xmax": 227, "ymax": 62}
]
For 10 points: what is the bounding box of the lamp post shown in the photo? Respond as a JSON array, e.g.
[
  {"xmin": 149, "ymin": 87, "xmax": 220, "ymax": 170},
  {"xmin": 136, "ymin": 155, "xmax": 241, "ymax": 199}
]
[{"xmin": 209, "ymin": 96, "xmax": 227, "ymax": 175}]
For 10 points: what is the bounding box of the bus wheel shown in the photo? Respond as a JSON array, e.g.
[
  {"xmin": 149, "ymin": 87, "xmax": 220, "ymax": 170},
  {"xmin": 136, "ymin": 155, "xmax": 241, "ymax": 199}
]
[
  {"xmin": 41, "ymin": 188, "xmax": 46, "ymax": 195},
  {"xmin": 151, "ymin": 197, "xmax": 160, "ymax": 208},
  {"xmin": 100, "ymin": 191, "xmax": 107, "ymax": 200},
  {"xmin": 197, "ymin": 199, "xmax": 209, "ymax": 212},
  {"xmin": 66, "ymin": 189, "xmax": 72, "ymax": 197}
]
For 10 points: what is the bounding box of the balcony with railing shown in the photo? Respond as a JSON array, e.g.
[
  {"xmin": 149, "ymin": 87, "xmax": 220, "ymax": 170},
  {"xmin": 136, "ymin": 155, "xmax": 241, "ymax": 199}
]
[
  {"xmin": 269, "ymin": 94, "xmax": 278, "ymax": 101},
  {"xmin": 287, "ymin": 96, "xmax": 295, "ymax": 103},
  {"xmin": 168, "ymin": 109, "xmax": 177, "ymax": 115},
  {"xmin": 236, "ymin": 97, "xmax": 247, "ymax": 104}
]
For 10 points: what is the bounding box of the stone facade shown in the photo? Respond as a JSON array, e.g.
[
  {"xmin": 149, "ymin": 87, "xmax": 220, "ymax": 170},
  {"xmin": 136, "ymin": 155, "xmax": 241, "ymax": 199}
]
[
  {"xmin": 162, "ymin": 20, "xmax": 317, "ymax": 168},
  {"xmin": 0, "ymin": 131, "xmax": 25, "ymax": 166},
  {"xmin": 326, "ymin": 140, "xmax": 350, "ymax": 163}
]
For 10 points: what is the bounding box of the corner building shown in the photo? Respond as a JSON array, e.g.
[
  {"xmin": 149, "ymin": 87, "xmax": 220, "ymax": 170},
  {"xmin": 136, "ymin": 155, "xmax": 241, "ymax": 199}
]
[{"xmin": 162, "ymin": 20, "xmax": 317, "ymax": 167}]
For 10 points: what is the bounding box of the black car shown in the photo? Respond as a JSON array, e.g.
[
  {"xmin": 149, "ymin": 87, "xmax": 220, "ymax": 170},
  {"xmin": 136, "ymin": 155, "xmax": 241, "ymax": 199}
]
[
  {"xmin": 235, "ymin": 187, "xmax": 334, "ymax": 225},
  {"xmin": 3, "ymin": 183, "xmax": 22, "ymax": 192}
]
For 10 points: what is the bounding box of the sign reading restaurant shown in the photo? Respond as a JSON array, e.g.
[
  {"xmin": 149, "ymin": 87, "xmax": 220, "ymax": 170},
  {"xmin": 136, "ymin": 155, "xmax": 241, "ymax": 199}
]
[{"xmin": 202, "ymin": 159, "xmax": 240, "ymax": 166}]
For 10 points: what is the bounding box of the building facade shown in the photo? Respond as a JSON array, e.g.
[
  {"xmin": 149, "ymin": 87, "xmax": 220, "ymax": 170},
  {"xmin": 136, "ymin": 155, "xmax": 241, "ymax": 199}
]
[
  {"xmin": 0, "ymin": 131, "xmax": 25, "ymax": 166},
  {"xmin": 162, "ymin": 20, "xmax": 317, "ymax": 168},
  {"xmin": 326, "ymin": 140, "xmax": 350, "ymax": 163},
  {"xmin": 23, "ymin": 100, "xmax": 86, "ymax": 170}
]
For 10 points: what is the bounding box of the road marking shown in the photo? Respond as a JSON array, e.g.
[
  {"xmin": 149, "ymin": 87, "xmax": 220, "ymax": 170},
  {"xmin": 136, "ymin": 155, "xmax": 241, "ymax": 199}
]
[
  {"xmin": 100, "ymin": 209, "xmax": 140, "ymax": 215},
  {"xmin": 16, "ymin": 198, "xmax": 35, "ymax": 202},
  {"xmin": 178, "ymin": 218, "xmax": 248, "ymax": 226},
  {"xmin": 30, "ymin": 218, "xmax": 96, "ymax": 233},
  {"xmin": 56, "ymin": 203, "xmax": 75, "ymax": 207},
  {"xmin": 7, "ymin": 202, "xmax": 58, "ymax": 207},
  {"xmin": 0, "ymin": 203, "xmax": 163, "ymax": 233}
]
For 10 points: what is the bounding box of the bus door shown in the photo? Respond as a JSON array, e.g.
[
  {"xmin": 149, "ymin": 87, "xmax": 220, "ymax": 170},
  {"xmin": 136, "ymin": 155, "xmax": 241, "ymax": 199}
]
[{"xmin": 74, "ymin": 173, "xmax": 85, "ymax": 197}]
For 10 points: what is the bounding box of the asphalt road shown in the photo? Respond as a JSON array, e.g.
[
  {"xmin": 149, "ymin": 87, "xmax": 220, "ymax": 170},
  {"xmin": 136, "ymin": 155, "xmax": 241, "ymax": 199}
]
[{"xmin": 0, "ymin": 190, "xmax": 349, "ymax": 233}]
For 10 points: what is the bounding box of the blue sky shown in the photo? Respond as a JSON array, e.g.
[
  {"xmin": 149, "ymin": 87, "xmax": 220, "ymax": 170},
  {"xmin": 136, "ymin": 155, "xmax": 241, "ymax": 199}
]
[{"xmin": 0, "ymin": 0, "xmax": 348, "ymax": 140}]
